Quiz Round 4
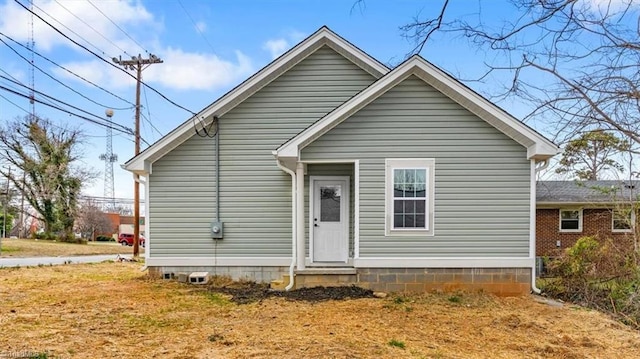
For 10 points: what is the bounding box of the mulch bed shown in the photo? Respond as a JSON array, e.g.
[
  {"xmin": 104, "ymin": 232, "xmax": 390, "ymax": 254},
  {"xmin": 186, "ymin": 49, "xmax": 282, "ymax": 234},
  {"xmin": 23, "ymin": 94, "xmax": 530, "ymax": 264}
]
[{"xmin": 209, "ymin": 282, "xmax": 375, "ymax": 304}]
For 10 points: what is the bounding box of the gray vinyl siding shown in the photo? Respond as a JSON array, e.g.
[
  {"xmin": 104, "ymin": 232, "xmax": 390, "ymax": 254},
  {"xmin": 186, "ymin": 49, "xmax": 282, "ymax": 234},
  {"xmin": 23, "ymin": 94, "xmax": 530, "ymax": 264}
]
[
  {"xmin": 301, "ymin": 75, "xmax": 531, "ymax": 258},
  {"xmin": 148, "ymin": 46, "xmax": 376, "ymax": 257},
  {"xmin": 304, "ymin": 164, "xmax": 355, "ymax": 258}
]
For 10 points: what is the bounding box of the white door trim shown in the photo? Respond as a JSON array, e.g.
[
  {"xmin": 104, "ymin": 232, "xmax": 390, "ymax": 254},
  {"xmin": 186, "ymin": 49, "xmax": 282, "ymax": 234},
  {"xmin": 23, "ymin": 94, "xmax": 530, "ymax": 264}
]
[{"xmin": 309, "ymin": 175, "xmax": 350, "ymax": 263}]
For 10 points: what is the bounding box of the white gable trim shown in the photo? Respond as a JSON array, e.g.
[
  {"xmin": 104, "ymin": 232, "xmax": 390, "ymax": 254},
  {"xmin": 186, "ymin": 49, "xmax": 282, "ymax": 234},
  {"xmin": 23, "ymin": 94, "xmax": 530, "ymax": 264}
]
[
  {"xmin": 276, "ymin": 56, "xmax": 558, "ymax": 161},
  {"xmin": 124, "ymin": 27, "xmax": 389, "ymax": 175}
]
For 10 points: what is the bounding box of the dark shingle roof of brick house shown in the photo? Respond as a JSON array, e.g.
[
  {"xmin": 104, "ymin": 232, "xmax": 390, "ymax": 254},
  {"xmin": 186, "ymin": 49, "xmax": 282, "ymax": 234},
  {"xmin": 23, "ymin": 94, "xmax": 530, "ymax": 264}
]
[{"xmin": 537, "ymin": 180, "xmax": 640, "ymax": 204}]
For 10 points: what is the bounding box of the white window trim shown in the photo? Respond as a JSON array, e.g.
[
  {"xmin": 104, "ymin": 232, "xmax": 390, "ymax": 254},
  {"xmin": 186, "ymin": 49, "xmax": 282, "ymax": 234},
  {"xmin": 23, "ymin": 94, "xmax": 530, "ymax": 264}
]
[
  {"xmin": 612, "ymin": 208, "xmax": 635, "ymax": 233},
  {"xmin": 385, "ymin": 158, "xmax": 435, "ymax": 237},
  {"xmin": 558, "ymin": 208, "xmax": 582, "ymax": 233}
]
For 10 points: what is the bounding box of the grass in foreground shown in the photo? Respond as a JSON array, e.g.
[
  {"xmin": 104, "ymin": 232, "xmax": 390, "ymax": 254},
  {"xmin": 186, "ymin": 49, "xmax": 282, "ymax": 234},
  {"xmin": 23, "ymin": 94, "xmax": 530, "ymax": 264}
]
[
  {"xmin": 0, "ymin": 238, "xmax": 143, "ymax": 258},
  {"xmin": 0, "ymin": 262, "xmax": 639, "ymax": 358}
]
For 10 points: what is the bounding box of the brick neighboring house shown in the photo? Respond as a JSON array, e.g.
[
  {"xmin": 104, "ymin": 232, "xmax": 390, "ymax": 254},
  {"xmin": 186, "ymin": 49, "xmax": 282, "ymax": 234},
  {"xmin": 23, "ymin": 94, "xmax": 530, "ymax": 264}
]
[{"xmin": 536, "ymin": 180, "xmax": 639, "ymax": 258}]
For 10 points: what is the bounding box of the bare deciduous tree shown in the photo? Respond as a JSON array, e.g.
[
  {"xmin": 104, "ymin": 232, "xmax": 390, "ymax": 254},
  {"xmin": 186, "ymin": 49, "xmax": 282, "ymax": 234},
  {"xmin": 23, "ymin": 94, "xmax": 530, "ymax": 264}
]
[
  {"xmin": 400, "ymin": 0, "xmax": 640, "ymax": 146},
  {"xmin": 0, "ymin": 116, "xmax": 96, "ymax": 240},
  {"xmin": 76, "ymin": 200, "xmax": 115, "ymax": 241}
]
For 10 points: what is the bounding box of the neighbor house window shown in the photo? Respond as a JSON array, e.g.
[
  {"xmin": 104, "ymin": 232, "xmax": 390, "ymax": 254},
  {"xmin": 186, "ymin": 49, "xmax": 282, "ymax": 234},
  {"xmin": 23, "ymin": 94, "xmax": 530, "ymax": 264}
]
[
  {"xmin": 385, "ymin": 159, "xmax": 434, "ymax": 236},
  {"xmin": 559, "ymin": 209, "xmax": 582, "ymax": 232},
  {"xmin": 612, "ymin": 208, "xmax": 635, "ymax": 233}
]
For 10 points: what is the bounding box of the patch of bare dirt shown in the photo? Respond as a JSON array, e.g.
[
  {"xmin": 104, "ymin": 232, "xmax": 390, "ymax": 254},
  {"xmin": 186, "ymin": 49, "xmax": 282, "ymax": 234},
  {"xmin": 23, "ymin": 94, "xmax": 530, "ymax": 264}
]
[
  {"xmin": 210, "ymin": 282, "xmax": 375, "ymax": 304},
  {"xmin": 1, "ymin": 262, "xmax": 640, "ymax": 359}
]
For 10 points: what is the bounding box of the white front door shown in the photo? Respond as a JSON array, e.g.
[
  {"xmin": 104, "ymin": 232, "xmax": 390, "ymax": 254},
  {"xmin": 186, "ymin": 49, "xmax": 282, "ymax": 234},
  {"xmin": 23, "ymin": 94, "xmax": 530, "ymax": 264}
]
[{"xmin": 311, "ymin": 177, "xmax": 349, "ymax": 263}]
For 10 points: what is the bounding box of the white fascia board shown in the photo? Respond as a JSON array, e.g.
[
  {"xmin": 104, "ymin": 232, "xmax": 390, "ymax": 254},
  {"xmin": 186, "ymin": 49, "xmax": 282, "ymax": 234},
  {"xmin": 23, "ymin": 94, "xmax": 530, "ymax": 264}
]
[
  {"xmin": 527, "ymin": 143, "xmax": 559, "ymax": 160},
  {"xmin": 146, "ymin": 257, "xmax": 291, "ymax": 267},
  {"xmin": 278, "ymin": 55, "xmax": 559, "ymax": 161},
  {"xmin": 124, "ymin": 27, "xmax": 388, "ymax": 175},
  {"xmin": 354, "ymin": 257, "xmax": 534, "ymax": 268}
]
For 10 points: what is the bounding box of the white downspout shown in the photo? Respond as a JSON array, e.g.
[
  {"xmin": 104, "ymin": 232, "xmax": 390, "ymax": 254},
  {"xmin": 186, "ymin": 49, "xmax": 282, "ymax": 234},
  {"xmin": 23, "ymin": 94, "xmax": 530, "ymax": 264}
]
[
  {"xmin": 296, "ymin": 162, "xmax": 306, "ymax": 270},
  {"xmin": 276, "ymin": 159, "xmax": 297, "ymax": 291},
  {"xmin": 530, "ymin": 159, "xmax": 549, "ymax": 294}
]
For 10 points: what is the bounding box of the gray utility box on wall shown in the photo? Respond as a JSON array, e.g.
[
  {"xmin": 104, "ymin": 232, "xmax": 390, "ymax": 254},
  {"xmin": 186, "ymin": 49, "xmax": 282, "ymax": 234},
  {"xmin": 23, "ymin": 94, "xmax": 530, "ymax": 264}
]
[{"xmin": 211, "ymin": 221, "xmax": 224, "ymax": 239}]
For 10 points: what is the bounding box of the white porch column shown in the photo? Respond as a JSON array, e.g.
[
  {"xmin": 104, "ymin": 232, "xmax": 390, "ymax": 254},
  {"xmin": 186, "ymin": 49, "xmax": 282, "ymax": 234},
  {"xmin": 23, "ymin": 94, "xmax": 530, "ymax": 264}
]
[{"xmin": 296, "ymin": 162, "xmax": 306, "ymax": 270}]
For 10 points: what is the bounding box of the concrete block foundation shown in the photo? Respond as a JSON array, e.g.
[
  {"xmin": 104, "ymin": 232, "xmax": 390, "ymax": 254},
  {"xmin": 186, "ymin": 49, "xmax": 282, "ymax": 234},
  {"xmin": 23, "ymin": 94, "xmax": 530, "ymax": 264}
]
[
  {"xmin": 357, "ymin": 268, "xmax": 531, "ymax": 296},
  {"xmin": 149, "ymin": 266, "xmax": 531, "ymax": 296}
]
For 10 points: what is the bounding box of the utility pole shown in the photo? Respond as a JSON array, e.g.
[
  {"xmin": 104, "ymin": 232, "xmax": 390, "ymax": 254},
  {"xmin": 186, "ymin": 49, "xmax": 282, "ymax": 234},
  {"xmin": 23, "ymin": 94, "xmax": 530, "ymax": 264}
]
[
  {"xmin": 2, "ymin": 166, "xmax": 11, "ymax": 254},
  {"xmin": 113, "ymin": 54, "xmax": 163, "ymax": 257},
  {"xmin": 18, "ymin": 171, "xmax": 25, "ymax": 239}
]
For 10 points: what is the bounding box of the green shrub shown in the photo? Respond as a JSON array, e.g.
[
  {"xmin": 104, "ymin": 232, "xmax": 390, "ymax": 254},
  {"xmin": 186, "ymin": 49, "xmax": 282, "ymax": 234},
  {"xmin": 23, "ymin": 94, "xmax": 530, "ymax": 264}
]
[
  {"xmin": 542, "ymin": 236, "xmax": 640, "ymax": 329},
  {"xmin": 96, "ymin": 235, "xmax": 114, "ymax": 242}
]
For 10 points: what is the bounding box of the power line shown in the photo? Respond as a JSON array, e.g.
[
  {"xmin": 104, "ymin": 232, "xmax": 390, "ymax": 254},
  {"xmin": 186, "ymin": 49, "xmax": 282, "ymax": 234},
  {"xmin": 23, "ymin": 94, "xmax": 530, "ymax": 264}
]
[
  {"xmin": 141, "ymin": 85, "xmax": 163, "ymax": 138},
  {"xmin": 0, "ymin": 96, "xmax": 126, "ymax": 140},
  {"xmin": 0, "ymin": 85, "xmax": 134, "ymax": 136},
  {"xmin": 86, "ymin": 0, "xmax": 149, "ymax": 55},
  {"xmin": 30, "ymin": 0, "xmax": 107, "ymax": 57},
  {"xmin": 0, "ymin": 35, "xmax": 133, "ymax": 110},
  {"xmin": 0, "ymin": 93, "xmax": 31, "ymax": 114},
  {"xmin": 54, "ymin": 0, "xmax": 130, "ymax": 56},
  {"xmin": 0, "ymin": 32, "xmax": 135, "ymax": 108},
  {"xmin": 0, "ymin": 68, "xmax": 72, "ymax": 112},
  {"xmin": 15, "ymin": 0, "xmax": 198, "ymax": 116},
  {"xmin": 177, "ymin": 0, "xmax": 218, "ymax": 55},
  {"xmin": 0, "ymin": 77, "xmax": 134, "ymax": 134}
]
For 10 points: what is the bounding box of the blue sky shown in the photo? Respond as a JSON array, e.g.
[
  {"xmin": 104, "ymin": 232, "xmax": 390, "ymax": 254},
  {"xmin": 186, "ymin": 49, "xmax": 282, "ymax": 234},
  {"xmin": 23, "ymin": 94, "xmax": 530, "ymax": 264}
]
[{"xmin": 0, "ymin": 0, "xmax": 571, "ymax": 199}]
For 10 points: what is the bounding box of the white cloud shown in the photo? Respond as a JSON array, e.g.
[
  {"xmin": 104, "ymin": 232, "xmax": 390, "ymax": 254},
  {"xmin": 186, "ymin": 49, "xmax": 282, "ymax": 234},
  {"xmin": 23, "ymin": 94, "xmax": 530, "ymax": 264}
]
[
  {"xmin": 262, "ymin": 39, "xmax": 289, "ymax": 59},
  {"xmin": 52, "ymin": 59, "xmax": 134, "ymax": 89},
  {"xmin": 195, "ymin": 21, "xmax": 207, "ymax": 33},
  {"xmin": 144, "ymin": 48, "xmax": 252, "ymax": 91},
  {"xmin": 287, "ymin": 30, "xmax": 307, "ymax": 43},
  {"xmin": 262, "ymin": 30, "xmax": 308, "ymax": 59},
  {"xmin": 4, "ymin": 0, "xmax": 252, "ymax": 92},
  {"xmin": 55, "ymin": 49, "xmax": 253, "ymax": 92},
  {"xmin": 0, "ymin": 0, "xmax": 156, "ymax": 54}
]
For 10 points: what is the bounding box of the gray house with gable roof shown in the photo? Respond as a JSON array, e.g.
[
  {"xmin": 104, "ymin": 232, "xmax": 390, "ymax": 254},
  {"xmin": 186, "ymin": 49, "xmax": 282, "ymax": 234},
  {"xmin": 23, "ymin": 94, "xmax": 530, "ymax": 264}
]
[{"xmin": 124, "ymin": 27, "xmax": 558, "ymax": 295}]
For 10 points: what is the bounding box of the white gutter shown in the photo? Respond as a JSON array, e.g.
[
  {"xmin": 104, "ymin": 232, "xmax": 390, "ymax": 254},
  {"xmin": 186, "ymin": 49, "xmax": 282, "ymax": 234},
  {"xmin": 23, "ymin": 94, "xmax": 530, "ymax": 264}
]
[
  {"xmin": 530, "ymin": 159, "xmax": 549, "ymax": 294},
  {"xmin": 275, "ymin": 159, "xmax": 297, "ymax": 291}
]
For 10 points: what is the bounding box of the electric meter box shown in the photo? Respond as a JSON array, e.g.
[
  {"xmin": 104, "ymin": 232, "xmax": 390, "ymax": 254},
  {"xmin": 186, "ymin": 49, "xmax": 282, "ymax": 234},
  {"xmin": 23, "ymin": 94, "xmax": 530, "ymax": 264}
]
[{"xmin": 211, "ymin": 221, "xmax": 224, "ymax": 239}]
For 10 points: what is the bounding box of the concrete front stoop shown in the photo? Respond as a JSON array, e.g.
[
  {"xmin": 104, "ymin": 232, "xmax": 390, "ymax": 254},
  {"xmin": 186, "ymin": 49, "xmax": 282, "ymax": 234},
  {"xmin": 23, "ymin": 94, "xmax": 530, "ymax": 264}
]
[{"xmin": 270, "ymin": 268, "xmax": 357, "ymax": 291}]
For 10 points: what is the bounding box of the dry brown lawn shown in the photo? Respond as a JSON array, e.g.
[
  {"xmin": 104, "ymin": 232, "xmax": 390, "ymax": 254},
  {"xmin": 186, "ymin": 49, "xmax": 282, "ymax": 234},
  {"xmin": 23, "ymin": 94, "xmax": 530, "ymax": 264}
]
[
  {"xmin": 0, "ymin": 238, "xmax": 143, "ymax": 257},
  {"xmin": 1, "ymin": 262, "xmax": 639, "ymax": 358}
]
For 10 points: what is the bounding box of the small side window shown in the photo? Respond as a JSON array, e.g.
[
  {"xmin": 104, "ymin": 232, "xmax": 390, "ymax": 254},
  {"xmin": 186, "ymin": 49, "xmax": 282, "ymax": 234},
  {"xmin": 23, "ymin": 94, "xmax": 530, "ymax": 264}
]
[
  {"xmin": 559, "ymin": 209, "xmax": 581, "ymax": 232},
  {"xmin": 612, "ymin": 209, "xmax": 635, "ymax": 233}
]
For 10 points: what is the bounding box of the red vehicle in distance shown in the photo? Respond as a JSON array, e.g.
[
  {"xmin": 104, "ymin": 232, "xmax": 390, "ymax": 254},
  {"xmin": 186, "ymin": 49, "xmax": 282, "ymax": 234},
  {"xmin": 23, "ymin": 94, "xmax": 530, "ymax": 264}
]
[{"xmin": 118, "ymin": 233, "xmax": 145, "ymax": 247}]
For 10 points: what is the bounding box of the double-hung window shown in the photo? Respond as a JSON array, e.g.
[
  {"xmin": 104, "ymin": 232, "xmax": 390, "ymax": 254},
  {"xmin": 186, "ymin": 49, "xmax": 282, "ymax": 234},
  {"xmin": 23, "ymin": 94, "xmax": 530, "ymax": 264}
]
[
  {"xmin": 385, "ymin": 159, "xmax": 434, "ymax": 236},
  {"xmin": 612, "ymin": 208, "xmax": 635, "ymax": 233},
  {"xmin": 559, "ymin": 209, "xmax": 582, "ymax": 232}
]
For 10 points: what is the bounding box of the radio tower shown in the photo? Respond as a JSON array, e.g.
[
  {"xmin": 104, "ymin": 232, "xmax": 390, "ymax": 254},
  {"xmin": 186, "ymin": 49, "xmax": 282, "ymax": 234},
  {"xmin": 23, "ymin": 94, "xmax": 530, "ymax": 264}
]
[
  {"xmin": 99, "ymin": 109, "xmax": 118, "ymax": 212},
  {"xmin": 28, "ymin": 0, "xmax": 35, "ymax": 117}
]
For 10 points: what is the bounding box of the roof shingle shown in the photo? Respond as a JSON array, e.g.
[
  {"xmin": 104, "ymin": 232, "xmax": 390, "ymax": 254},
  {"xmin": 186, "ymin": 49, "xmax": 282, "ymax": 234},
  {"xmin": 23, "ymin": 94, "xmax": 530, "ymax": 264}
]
[{"xmin": 537, "ymin": 180, "xmax": 640, "ymax": 204}]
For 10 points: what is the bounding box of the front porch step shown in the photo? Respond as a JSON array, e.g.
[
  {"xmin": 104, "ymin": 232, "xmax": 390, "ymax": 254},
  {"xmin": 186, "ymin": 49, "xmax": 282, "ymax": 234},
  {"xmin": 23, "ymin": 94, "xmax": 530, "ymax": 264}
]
[
  {"xmin": 270, "ymin": 269, "xmax": 358, "ymax": 291},
  {"xmin": 296, "ymin": 268, "xmax": 357, "ymax": 275}
]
